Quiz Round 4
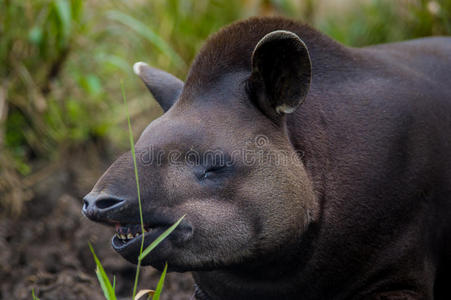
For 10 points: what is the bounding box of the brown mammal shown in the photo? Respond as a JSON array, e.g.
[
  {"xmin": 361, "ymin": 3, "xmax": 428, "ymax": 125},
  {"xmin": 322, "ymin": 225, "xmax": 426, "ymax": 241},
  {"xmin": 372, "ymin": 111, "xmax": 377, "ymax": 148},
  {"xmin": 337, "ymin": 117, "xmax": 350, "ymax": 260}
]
[{"xmin": 83, "ymin": 17, "xmax": 451, "ymax": 299}]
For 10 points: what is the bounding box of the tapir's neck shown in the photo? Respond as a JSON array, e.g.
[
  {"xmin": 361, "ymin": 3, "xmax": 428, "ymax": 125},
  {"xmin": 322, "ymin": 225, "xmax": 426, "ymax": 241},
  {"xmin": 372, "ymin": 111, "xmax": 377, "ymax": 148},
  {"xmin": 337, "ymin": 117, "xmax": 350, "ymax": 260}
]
[
  {"xmin": 192, "ymin": 221, "xmax": 320, "ymax": 299},
  {"xmin": 192, "ymin": 268, "xmax": 308, "ymax": 300}
]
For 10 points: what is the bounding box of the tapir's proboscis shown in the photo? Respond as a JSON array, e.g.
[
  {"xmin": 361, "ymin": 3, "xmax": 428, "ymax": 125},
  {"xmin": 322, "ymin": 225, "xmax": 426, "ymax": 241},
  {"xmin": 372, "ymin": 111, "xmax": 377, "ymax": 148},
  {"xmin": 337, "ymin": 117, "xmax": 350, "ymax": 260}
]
[{"xmin": 83, "ymin": 17, "xmax": 451, "ymax": 299}]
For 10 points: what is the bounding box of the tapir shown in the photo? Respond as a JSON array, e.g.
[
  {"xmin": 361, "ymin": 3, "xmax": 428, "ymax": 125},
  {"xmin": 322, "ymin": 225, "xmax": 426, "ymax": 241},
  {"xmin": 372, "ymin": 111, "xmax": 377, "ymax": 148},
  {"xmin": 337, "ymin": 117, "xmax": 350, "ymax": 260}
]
[{"xmin": 83, "ymin": 17, "xmax": 451, "ymax": 299}]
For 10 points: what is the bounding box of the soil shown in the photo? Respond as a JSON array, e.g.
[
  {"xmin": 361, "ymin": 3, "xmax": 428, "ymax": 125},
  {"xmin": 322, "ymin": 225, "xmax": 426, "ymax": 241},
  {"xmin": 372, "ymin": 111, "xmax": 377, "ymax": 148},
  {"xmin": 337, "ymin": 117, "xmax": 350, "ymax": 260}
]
[{"xmin": 0, "ymin": 145, "xmax": 194, "ymax": 300}]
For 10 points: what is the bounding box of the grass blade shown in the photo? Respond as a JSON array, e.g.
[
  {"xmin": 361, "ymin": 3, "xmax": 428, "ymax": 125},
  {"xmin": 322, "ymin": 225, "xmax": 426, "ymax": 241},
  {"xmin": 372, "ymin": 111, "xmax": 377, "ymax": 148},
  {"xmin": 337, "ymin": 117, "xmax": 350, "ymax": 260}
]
[
  {"xmin": 32, "ymin": 288, "xmax": 40, "ymax": 300},
  {"xmin": 107, "ymin": 10, "xmax": 185, "ymax": 69},
  {"xmin": 53, "ymin": 0, "xmax": 72, "ymax": 41},
  {"xmin": 122, "ymin": 81, "xmax": 146, "ymax": 299},
  {"xmin": 139, "ymin": 215, "xmax": 185, "ymax": 260},
  {"xmin": 122, "ymin": 81, "xmax": 181, "ymax": 299},
  {"xmin": 95, "ymin": 266, "xmax": 110, "ymax": 300},
  {"xmin": 134, "ymin": 289, "xmax": 155, "ymax": 300},
  {"xmin": 89, "ymin": 243, "xmax": 117, "ymax": 300},
  {"xmin": 152, "ymin": 263, "xmax": 168, "ymax": 300}
]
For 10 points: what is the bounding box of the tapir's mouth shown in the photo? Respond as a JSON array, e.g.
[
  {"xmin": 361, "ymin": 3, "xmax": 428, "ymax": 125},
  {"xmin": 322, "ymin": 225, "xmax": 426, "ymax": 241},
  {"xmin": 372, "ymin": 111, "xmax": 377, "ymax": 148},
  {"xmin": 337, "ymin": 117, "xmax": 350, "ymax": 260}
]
[
  {"xmin": 110, "ymin": 219, "xmax": 193, "ymax": 265},
  {"xmin": 113, "ymin": 224, "xmax": 152, "ymax": 243},
  {"xmin": 111, "ymin": 223, "xmax": 166, "ymax": 251}
]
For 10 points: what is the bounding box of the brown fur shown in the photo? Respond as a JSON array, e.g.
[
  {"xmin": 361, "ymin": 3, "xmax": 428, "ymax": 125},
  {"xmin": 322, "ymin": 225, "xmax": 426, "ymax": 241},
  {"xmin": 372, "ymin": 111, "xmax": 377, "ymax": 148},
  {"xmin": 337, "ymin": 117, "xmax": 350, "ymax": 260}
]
[{"xmin": 185, "ymin": 17, "xmax": 350, "ymax": 93}]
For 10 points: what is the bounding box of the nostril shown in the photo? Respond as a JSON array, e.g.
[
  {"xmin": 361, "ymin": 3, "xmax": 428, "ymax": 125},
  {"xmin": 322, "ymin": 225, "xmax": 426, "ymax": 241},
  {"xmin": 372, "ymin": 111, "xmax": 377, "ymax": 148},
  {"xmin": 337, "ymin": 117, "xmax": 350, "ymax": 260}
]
[
  {"xmin": 94, "ymin": 198, "xmax": 124, "ymax": 209},
  {"xmin": 82, "ymin": 192, "xmax": 125, "ymax": 217},
  {"xmin": 82, "ymin": 199, "xmax": 89, "ymax": 211}
]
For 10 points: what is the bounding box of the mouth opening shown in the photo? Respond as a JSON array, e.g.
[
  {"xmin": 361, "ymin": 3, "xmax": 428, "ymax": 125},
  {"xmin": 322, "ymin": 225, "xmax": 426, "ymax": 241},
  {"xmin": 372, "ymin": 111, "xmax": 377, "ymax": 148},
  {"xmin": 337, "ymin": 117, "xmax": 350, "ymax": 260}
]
[
  {"xmin": 112, "ymin": 223, "xmax": 155, "ymax": 246},
  {"xmin": 110, "ymin": 218, "xmax": 192, "ymax": 256}
]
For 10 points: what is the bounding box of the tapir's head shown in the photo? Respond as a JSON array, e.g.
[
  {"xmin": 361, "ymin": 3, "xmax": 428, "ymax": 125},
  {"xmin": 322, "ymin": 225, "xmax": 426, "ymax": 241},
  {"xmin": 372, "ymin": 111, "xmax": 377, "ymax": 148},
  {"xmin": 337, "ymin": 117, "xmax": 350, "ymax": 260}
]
[{"xmin": 83, "ymin": 18, "xmax": 318, "ymax": 271}]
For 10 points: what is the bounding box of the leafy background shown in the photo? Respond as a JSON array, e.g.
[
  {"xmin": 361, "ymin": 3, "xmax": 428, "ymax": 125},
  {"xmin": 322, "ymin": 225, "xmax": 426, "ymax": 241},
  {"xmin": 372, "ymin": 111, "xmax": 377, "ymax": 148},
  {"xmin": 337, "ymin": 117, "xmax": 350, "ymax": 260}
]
[{"xmin": 0, "ymin": 0, "xmax": 450, "ymax": 299}]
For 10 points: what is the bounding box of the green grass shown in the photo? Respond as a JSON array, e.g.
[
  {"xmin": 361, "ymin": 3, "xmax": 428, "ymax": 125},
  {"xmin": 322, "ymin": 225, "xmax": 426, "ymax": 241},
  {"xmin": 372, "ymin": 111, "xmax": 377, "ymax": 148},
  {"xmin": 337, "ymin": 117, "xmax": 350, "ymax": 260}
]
[
  {"xmin": 32, "ymin": 288, "xmax": 40, "ymax": 300},
  {"xmin": 153, "ymin": 263, "xmax": 168, "ymax": 300},
  {"xmin": 107, "ymin": 11, "xmax": 186, "ymax": 70},
  {"xmin": 89, "ymin": 242, "xmax": 117, "ymax": 300}
]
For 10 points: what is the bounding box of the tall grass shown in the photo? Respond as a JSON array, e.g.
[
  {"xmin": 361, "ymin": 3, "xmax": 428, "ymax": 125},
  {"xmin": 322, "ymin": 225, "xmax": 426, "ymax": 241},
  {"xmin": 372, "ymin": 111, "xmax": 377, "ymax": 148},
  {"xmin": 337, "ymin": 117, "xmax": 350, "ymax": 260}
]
[
  {"xmin": 318, "ymin": 0, "xmax": 451, "ymax": 46},
  {"xmin": 32, "ymin": 288, "xmax": 40, "ymax": 300}
]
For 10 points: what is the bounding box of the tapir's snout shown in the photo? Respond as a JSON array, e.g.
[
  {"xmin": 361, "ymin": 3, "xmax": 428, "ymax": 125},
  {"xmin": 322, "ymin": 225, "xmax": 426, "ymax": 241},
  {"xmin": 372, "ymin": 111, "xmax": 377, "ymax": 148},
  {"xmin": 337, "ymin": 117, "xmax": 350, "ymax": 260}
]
[
  {"xmin": 82, "ymin": 186, "xmax": 195, "ymax": 268},
  {"xmin": 82, "ymin": 191, "xmax": 126, "ymax": 223}
]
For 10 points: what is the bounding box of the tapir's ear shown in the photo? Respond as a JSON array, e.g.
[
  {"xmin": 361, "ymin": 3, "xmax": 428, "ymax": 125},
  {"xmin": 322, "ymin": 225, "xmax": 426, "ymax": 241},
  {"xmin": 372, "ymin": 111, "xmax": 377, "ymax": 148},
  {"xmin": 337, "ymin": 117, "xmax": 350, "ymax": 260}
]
[
  {"xmin": 133, "ymin": 62, "xmax": 184, "ymax": 112},
  {"xmin": 247, "ymin": 30, "xmax": 311, "ymax": 121}
]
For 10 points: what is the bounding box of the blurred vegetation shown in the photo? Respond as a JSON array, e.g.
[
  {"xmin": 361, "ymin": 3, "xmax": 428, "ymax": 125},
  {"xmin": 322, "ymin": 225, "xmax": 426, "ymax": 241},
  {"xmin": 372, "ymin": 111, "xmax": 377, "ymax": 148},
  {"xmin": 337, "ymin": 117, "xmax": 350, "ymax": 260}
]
[{"xmin": 0, "ymin": 0, "xmax": 450, "ymax": 214}]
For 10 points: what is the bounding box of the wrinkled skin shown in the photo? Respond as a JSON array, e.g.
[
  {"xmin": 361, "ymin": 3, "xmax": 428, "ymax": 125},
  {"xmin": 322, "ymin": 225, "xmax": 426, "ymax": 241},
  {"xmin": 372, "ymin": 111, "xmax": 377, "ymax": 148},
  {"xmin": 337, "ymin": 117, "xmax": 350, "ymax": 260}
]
[{"xmin": 84, "ymin": 17, "xmax": 451, "ymax": 300}]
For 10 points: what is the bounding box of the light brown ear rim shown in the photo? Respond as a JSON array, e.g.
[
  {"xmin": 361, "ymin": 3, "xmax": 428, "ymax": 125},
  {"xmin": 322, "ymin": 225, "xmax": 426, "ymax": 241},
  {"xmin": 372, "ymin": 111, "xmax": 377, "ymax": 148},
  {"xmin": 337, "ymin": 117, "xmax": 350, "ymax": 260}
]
[
  {"xmin": 133, "ymin": 61, "xmax": 149, "ymax": 77},
  {"xmin": 251, "ymin": 30, "xmax": 309, "ymax": 63},
  {"xmin": 132, "ymin": 61, "xmax": 184, "ymax": 112}
]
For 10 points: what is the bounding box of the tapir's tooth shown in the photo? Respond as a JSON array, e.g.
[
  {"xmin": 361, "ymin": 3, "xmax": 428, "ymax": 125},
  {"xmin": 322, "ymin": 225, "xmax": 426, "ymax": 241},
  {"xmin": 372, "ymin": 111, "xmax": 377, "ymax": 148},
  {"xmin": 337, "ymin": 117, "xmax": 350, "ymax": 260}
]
[
  {"xmin": 127, "ymin": 233, "xmax": 133, "ymax": 239},
  {"xmin": 120, "ymin": 234, "xmax": 126, "ymax": 239},
  {"xmin": 134, "ymin": 233, "xmax": 139, "ymax": 237}
]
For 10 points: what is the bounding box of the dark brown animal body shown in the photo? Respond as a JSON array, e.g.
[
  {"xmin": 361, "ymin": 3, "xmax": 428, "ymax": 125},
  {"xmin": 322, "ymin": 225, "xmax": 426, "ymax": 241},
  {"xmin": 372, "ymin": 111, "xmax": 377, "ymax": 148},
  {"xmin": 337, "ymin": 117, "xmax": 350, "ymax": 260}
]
[{"xmin": 83, "ymin": 17, "xmax": 451, "ymax": 299}]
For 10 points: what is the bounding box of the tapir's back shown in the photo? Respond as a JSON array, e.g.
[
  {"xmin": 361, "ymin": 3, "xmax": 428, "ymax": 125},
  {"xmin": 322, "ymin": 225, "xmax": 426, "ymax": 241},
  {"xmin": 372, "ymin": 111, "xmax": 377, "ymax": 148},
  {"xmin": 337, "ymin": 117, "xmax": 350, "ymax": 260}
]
[
  {"xmin": 362, "ymin": 37, "xmax": 451, "ymax": 88},
  {"xmin": 357, "ymin": 36, "xmax": 451, "ymax": 158},
  {"xmin": 297, "ymin": 35, "xmax": 451, "ymax": 215},
  {"xmin": 294, "ymin": 35, "xmax": 451, "ymax": 174}
]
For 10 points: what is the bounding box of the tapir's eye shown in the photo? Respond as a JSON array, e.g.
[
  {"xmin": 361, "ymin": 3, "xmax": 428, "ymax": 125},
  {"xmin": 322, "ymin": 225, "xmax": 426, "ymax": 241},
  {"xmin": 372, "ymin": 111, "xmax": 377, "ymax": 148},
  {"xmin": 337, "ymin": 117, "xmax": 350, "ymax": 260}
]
[{"xmin": 201, "ymin": 165, "xmax": 227, "ymax": 180}]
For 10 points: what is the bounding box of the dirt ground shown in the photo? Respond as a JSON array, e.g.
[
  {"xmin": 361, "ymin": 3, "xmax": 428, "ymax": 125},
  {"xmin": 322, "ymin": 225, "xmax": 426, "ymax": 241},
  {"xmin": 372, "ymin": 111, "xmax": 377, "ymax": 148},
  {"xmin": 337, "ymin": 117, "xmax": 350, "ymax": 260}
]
[{"xmin": 0, "ymin": 146, "xmax": 194, "ymax": 300}]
